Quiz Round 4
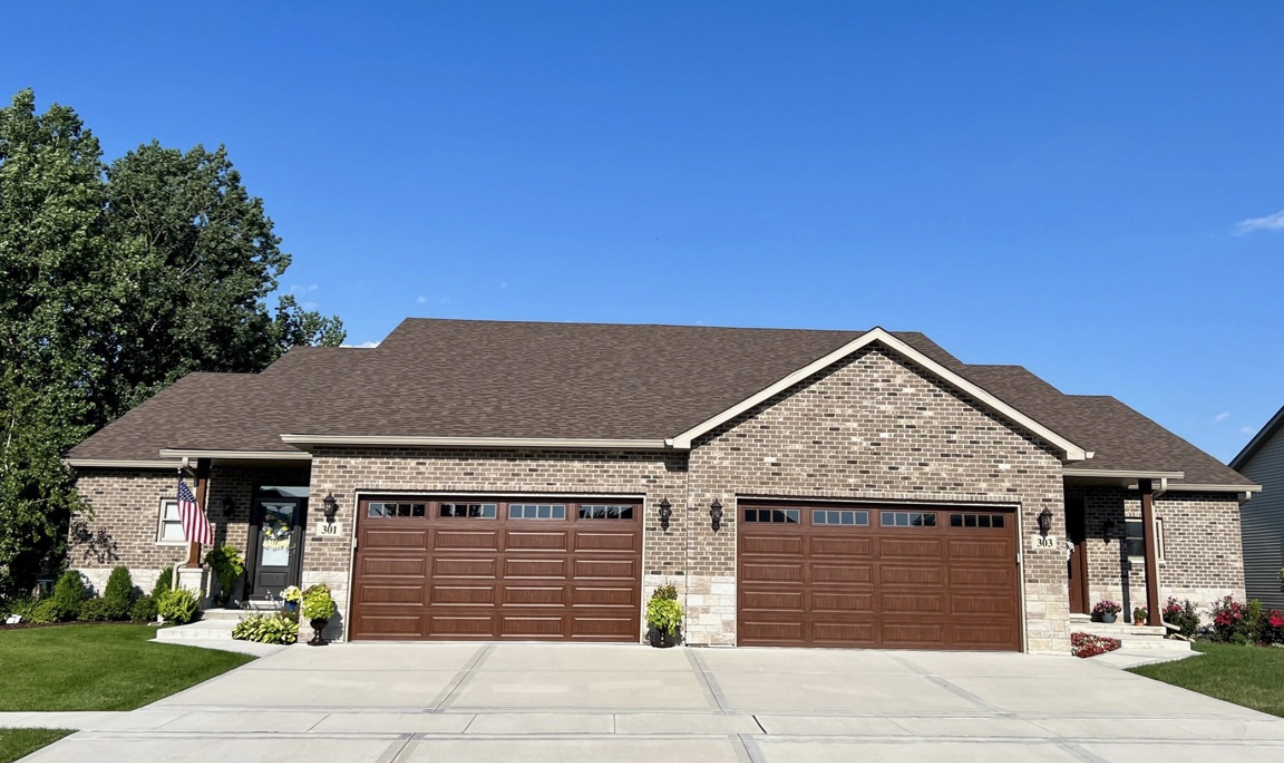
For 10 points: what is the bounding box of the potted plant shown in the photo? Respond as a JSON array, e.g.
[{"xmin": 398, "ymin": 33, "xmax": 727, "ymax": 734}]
[
  {"xmin": 301, "ymin": 584, "xmax": 337, "ymax": 646},
  {"xmin": 281, "ymin": 585, "xmax": 303, "ymax": 614},
  {"xmin": 1092, "ymin": 600, "xmax": 1121, "ymax": 624},
  {"xmin": 204, "ymin": 545, "xmax": 245, "ymax": 608},
  {"xmin": 645, "ymin": 585, "xmax": 683, "ymax": 648},
  {"xmin": 1133, "ymin": 605, "xmax": 1148, "ymax": 626}
]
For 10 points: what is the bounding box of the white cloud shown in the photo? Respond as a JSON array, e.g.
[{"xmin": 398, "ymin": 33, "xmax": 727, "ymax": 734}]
[
  {"xmin": 1214, "ymin": 411, "xmax": 1230, "ymax": 423},
  {"xmin": 340, "ymin": 340, "xmax": 380, "ymax": 349},
  {"xmin": 416, "ymin": 295, "xmax": 428, "ymax": 304},
  {"xmin": 1241, "ymin": 426, "xmax": 1256, "ymax": 435},
  {"xmin": 289, "ymin": 284, "xmax": 319, "ymax": 294},
  {"xmin": 1235, "ymin": 209, "xmax": 1284, "ymax": 234}
]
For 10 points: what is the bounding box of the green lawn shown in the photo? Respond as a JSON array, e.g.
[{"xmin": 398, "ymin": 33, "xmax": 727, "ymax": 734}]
[
  {"xmin": 1129, "ymin": 642, "xmax": 1284, "ymax": 717},
  {"xmin": 0, "ymin": 729, "xmax": 74, "ymax": 763},
  {"xmin": 0, "ymin": 624, "xmax": 254, "ymax": 712}
]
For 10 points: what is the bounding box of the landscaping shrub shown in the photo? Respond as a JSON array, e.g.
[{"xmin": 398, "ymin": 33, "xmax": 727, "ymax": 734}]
[
  {"xmin": 79, "ymin": 598, "xmax": 113, "ymax": 622},
  {"xmin": 301, "ymin": 584, "xmax": 337, "ymax": 621},
  {"xmin": 651, "ymin": 584, "xmax": 678, "ymax": 600},
  {"xmin": 232, "ymin": 612, "xmax": 298, "ymax": 644},
  {"xmin": 203, "ymin": 545, "xmax": 244, "ymax": 607},
  {"xmin": 102, "ymin": 566, "xmax": 137, "ymax": 620},
  {"xmin": 1259, "ymin": 610, "xmax": 1284, "ymax": 646},
  {"xmin": 1211, "ymin": 596, "xmax": 1251, "ymax": 643},
  {"xmin": 157, "ymin": 589, "xmax": 202, "ymax": 625},
  {"xmin": 30, "ymin": 599, "xmax": 59, "ymax": 624},
  {"xmin": 151, "ymin": 566, "xmax": 174, "ymax": 599},
  {"xmin": 129, "ymin": 595, "xmax": 159, "ymax": 623},
  {"xmin": 1163, "ymin": 597, "xmax": 1201, "ymax": 638},
  {"xmin": 1, "ymin": 597, "xmax": 39, "ymax": 622},
  {"xmin": 50, "ymin": 570, "xmax": 88, "ymax": 622},
  {"xmin": 1071, "ymin": 632, "xmax": 1121, "ymax": 658}
]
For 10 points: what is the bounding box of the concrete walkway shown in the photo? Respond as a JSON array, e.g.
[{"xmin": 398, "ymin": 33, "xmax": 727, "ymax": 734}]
[{"xmin": 7, "ymin": 642, "xmax": 1284, "ymax": 762}]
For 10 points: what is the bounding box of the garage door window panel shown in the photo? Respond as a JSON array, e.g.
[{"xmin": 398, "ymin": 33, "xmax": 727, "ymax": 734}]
[
  {"xmin": 744, "ymin": 508, "xmax": 800, "ymax": 524},
  {"xmin": 881, "ymin": 511, "xmax": 937, "ymax": 527},
  {"xmin": 441, "ymin": 503, "xmax": 497, "ymax": 518},
  {"xmin": 509, "ymin": 504, "xmax": 566, "ymax": 520}
]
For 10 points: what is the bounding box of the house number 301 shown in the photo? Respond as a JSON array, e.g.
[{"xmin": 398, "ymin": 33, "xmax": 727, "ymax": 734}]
[
  {"xmin": 1030, "ymin": 534, "xmax": 1058, "ymax": 550},
  {"xmin": 315, "ymin": 522, "xmax": 343, "ymax": 537}
]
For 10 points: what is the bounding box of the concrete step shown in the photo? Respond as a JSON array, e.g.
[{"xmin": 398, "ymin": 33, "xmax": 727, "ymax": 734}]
[{"xmin": 156, "ymin": 619, "xmax": 238, "ymax": 642}]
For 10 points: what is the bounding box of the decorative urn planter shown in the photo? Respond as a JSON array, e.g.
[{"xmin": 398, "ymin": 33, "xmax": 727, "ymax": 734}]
[
  {"xmin": 1100, "ymin": 612, "xmax": 1117, "ymax": 624},
  {"xmin": 308, "ymin": 618, "xmax": 329, "ymax": 646}
]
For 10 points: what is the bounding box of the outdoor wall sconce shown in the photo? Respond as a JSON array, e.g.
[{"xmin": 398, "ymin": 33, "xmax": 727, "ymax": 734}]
[
  {"xmin": 657, "ymin": 499, "xmax": 672, "ymax": 531},
  {"xmin": 1102, "ymin": 519, "xmax": 1116, "ymax": 542},
  {"xmin": 709, "ymin": 500, "xmax": 723, "ymax": 532},
  {"xmin": 1037, "ymin": 507, "xmax": 1053, "ymax": 536},
  {"xmin": 221, "ymin": 495, "xmax": 234, "ymax": 513},
  {"xmin": 322, "ymin": 493, "xmax": 339, "ymax": 524}
]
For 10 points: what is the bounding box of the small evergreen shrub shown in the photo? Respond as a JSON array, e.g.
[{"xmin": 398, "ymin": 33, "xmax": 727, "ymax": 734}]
[
  {"xmin": 152, "ymin": 566, "xmax": 174, "ymax": 599},
  {"xmin": 102, "ymin": 566, "xmax": 137, "ymax": 620},
  {"xmin": 79, "ymin": 598, "xmax": 113, "ymax": 622},
  {"xmin": 232, "ymin": 612, "xmax": 298, "ymax": 644},
  {"xmin": 129, "ymin": 595, "xmax": 159, "ymax": 622},
  {"xmin": 157, "ymin": 589, "xmax": 202, "ymax": 625},
  {"xmin": 30, "ymin": 599, "xmax": 59, "ymax": 624},
  {"xmin": 50, "ymin": 570, "xmax": 88, "ymax": 622}
]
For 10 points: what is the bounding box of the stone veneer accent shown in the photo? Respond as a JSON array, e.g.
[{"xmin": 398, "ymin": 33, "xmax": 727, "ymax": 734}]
[{"xmin": 1068, "ymin": 485, "xmax": 1246, "ymax": 622}]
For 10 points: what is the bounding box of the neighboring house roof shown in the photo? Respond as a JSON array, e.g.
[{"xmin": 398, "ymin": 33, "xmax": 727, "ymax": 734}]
[
  {"xmin": 1231, "ymin": 405, "xmax": 1284, "ymax": 471},
  {"xmin": 65, "ymin": 318, "xmax": 1254, "ymax": 488}
]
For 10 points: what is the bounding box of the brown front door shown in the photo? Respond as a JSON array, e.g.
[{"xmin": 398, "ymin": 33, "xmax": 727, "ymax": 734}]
[
  {"xmin": 1066, "ymin": 497, "xmax": 1089, "ymax": 614},
  {"xmin": 350, "ymin": 496, "xmax": 642, "ymax": 641},
  {"xmin": 738, "ymin": 501, "xmax": 1022, "ymax": 651}
]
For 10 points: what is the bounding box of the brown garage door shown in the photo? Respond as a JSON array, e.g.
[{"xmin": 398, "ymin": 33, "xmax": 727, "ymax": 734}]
[
  {"xmin": 351, "ymin": 496, "xmax": 642, "ymax": 641},
  {"xmin": 738, "ymin": 501, "xmax": 1021, "ymax": 650}
]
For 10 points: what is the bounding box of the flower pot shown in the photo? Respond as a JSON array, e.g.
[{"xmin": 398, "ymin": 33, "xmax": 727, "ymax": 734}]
[
  {"xmin": 284, "ymin": 601, "xmax": 298, "ymax": 614},
  {"xmin": 648, "ymin": 627, "xmax": 679, "ymax": 648},
  {"xmin": 308, "ymin": 617, "xmax": 329, "ymax": 646},
  {"xmin": 1100, "ymin": 612, "xmax": 1116, "ymax": 624}
]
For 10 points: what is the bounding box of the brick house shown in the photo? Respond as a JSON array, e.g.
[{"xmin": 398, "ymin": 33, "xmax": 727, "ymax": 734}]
[{"xmin": 64, "ymin": 319, "xmax": 1257, "ymax": 653}]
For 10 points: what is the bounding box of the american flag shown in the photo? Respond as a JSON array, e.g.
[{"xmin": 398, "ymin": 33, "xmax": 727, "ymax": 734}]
[{"xmin": 177, "ymin": 478, "xmax": 213, "ymax": 546}]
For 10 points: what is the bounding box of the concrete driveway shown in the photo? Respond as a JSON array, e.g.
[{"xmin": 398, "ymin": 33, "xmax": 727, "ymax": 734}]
[{"xmin": 8, "ymin": 642, "xmax": 1284, "ymax": 762}]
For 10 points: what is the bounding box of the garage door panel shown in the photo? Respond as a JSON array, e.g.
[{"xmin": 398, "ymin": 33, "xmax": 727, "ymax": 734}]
[
  {"xmin": 433, "ymin": 557, "xmax": 498, "ymax": 578},
  {"xmin": 506, "ymin": 531, "xmax": 569, "ymax": 551},
  {"xmin": 741, "ymin": 536, "xmax": 804, "ymax": 555},
  {"xmin": 810, "ymin": 537, "xmax": 873, "ymax": 557},
  {"xmin": 353, "ymin": 496, "xmax": 641, "ymax": 641},
  {"xmin": 879, "ymin": 565, "xmax": 944, "ymax": 585},
  {"xmin": 811, "ymin": 563, "xmax": 872, "ymax": 584},
  {"xmin": 431, "ymin": 585, "xmax": 498, "ymax": 606},
  {"xmin": 742, "ymin": 562, "xmax": 804, "ymax": 582},
  {"xmin": 739, "ymin": 501, "xmax": 1019, "ymax": 651},
  {"xmin": 363, "ymin": 529, "xmax": 428, "ymax": 549},
  {"xmin": 571, "ymin": 586, "xmax": 636, "ymax": 607},
  {"xmin": 742, "ymin": 590, "xmax": 806, "ymax": 611},
  {"xmin": 810, "ymin": 591, "xmax": 873, "ymax": 613},
  {"xmin": 360, "ymin": 556, "xmax": 428, "ymax": 577},
  {"xmin": 435, "ymin": 530, "xmax": 501, "ymax": 550}
]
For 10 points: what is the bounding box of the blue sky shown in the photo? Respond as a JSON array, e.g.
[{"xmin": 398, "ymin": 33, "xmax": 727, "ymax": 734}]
[{"xmin": 4, "ymin": 2, "xmax": 1281, "ymax": 462}]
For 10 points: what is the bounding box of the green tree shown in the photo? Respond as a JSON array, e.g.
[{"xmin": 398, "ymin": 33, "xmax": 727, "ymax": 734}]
[{"xmin": 0, "ymin": 90, "xmax": 344, "ymax": 597}]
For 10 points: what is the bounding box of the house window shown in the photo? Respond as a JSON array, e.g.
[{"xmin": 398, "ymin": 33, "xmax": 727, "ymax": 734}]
[
  {"xmin": 1125, "ymin": 517, "xmax": 1165, "ymax": 561},
  {"xmin": 157, "ymin": 499, "xmax": 185, "ymax": 544}
]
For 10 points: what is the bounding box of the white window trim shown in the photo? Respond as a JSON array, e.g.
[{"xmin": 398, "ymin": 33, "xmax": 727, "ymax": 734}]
[
  {"xmin": 156, "ymin": 498, "xmax": 186, "ymax": 545},
  {"xmin": 1125, "ymin": 516, "xmax": 1165, "ymax": 564}
]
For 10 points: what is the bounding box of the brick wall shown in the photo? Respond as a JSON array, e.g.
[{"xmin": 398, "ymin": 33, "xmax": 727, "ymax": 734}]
[
  {"xmin": 305, "ymin": 447, "xmax": 689, "ymax": 641},
  {"xmin": 687, "ymin": 346, "xmax": 1069, "ymax": 651},
  {"xmin": 1069, "ymin": 485, "xmax": 1245, "ymax": 621}
]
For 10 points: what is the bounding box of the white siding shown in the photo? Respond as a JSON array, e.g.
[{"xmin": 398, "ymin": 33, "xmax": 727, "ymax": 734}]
[{"xmin": 1240, "ymin": 426, "xmax": 1284, "ymax": 611}]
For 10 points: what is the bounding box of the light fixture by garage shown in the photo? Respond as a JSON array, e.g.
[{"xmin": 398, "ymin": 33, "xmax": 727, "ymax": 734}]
[
  {"xmin": 1037, "ymin": 507, "xmax": 1054, "ymax": 536},
  {"xmin": 657, "ymin": 499, "xmax": 672, "ymax": 531},
  {"xmin": 709, "ymin": 499, "xmax": 723, "ymax": 532},
  {"xmin": 322, "ymin": 493, "xmax": 339, "ymax": 525}
]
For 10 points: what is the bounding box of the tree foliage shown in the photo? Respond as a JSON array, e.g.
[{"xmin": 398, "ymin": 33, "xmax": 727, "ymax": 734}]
[{"xmin": 0, "ymin": 89, "xmax": 344, "ymax": 597}]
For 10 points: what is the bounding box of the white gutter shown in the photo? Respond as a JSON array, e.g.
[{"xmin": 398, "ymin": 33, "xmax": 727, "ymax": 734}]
[
  {"xmin": 64, "ymin": 458, "xmax": 180, "ymax": 470},
  {"xmin": 158, "ymin": 449, "xmax": 312, "ymax": 461},
  {"xmin": 1062, "ymin": 468, "xmax": 1184, "ymax": 480},
  {"xmin": 279, "ymin": 434, "xmax": 677, "ymax": 451},
  {"xmin": 1161, "ymin": 482, "xmax": 1262, "ymax": 495}
]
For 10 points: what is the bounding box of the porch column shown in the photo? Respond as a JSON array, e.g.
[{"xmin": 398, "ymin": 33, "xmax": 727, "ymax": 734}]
[
  {"xmin": 1140, "ymin": 478, "xmax": 1162, "ymax": 626},
  {"xmin": 184, "ymin": 458, "xmax": 211, "ymax": 569}
]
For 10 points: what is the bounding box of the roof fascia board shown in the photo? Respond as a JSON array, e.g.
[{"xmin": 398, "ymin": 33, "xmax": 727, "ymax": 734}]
[
  {"xmin": 280, "ymin": 435, "xmax": 675, "ymax": 451},
  {"xmin": 1230, "ymin": 405, "xmax": 1284, "ymax": 470},
  {"xmin": 1063, "ymin": 468, "xmax": 1185, "ymax": 480},
  {"xmin": 158, "ymin": 449, "xmax": 312, "ymax": 461},
  {"xmin": 670, "ymin": 328, "xmax": 1088, "ymax": 460},
  {"xmin": 1162, "ymin": 483, "xmax": 1262, "ymax": 495},
  {"xmin": 64, "ymin": 458, "xmax": 180, "ymax": 470}
]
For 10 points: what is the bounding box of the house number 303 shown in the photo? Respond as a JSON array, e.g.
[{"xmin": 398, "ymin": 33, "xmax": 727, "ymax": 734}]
[{"xmin": 1030, "ymin": 534, "xmax": 1058, "ymax": 550}]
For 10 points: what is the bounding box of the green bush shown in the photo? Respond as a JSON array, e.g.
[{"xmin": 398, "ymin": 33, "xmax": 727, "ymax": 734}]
[
  {"xmin": 651, "ymin": 584, "xmax": 678, "ymax": 600},
  {"xmin": 646, "ymin": 597, "xmax": 683, "ymax": 634},
  {"xmin": 157, "ymin": 589, "xmax": 202, "ymax": 625},
  {"xmin": 30, "ymin": 599, "xmax": 59, "ymax": 624},
  {"xmin": 232, "ymin": 612, "xmax": 298, "ymax": 644},
  {"xmin": 151, "ymin": 566, "xmax": 174, "ymax": 599},
  {"xmin": 79, "ymin": 598, "xmax": 113, "ymax": 622},
  {"xmin": 129, "ymin": 595, "xmax": 159, "ymax": 622},
  {"xmin": 301, "ymin": 584, "xmax": 337, "ymax": 621},
  {"xmin": 1162, "ymin": 598, "xmax": 1201, "ymax": 638},
  {"xmin": 203, "ymin": 545, "xmax": 245, "ymax": 607},
  {"xmin": 2, "ymin": 597, "xmax": 40, "ymax": 621},
  {"xmin": 102, "ymin": 566, "xmax": 137, "ymax": 620},
  {"xmin": 50, "ymin": 570, "xmax": 88, "ymax": 621}
]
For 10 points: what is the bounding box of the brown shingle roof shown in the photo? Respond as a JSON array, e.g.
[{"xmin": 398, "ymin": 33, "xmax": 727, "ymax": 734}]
[{"xmin": 67, "ymin": 318, "xmax": 1252, "ymax": 486}]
